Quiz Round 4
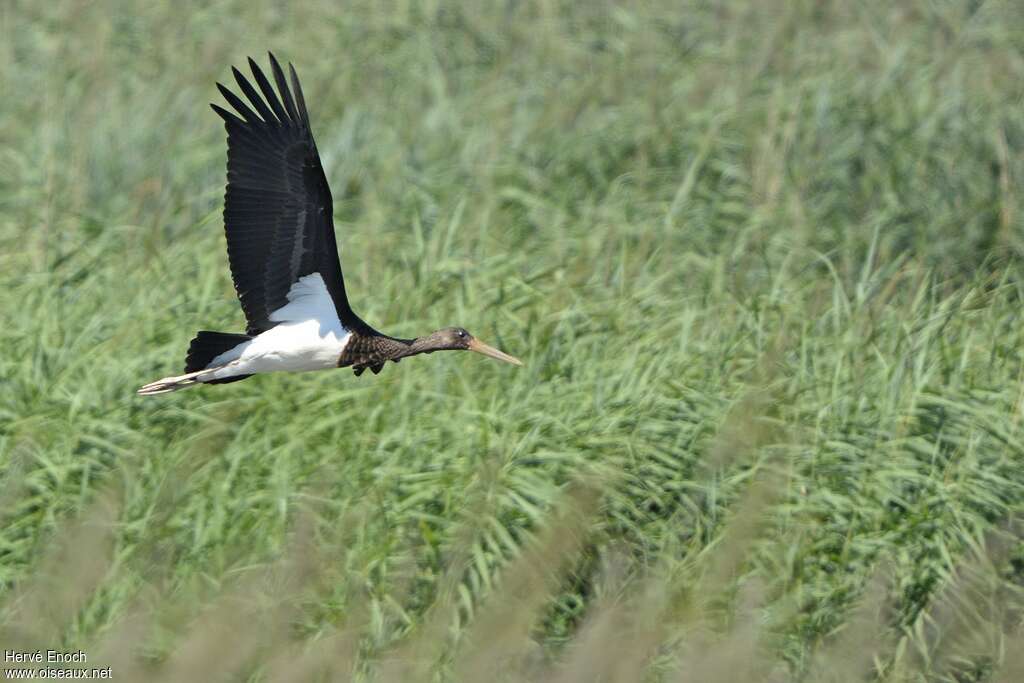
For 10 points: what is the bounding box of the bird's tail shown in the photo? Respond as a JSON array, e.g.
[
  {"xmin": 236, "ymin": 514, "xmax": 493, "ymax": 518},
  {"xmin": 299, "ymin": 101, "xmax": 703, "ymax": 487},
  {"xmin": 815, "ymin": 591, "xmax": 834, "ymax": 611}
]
[{"xmin": 138, "ymin": 330, "xmax": 253, "ymax": 396}]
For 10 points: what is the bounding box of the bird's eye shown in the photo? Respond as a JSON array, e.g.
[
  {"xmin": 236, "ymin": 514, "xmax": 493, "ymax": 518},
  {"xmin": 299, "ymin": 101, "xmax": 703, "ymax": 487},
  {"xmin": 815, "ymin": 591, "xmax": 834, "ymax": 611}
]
[{"xmin": 458, "ymin": 330, "xmax": 467, "ymax": 338}]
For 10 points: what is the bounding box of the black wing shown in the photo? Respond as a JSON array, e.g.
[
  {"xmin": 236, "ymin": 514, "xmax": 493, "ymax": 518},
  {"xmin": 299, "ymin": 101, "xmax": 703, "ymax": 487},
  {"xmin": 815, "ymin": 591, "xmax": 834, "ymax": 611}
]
[{"xmin": 211, "ymin": 53, "xmax": 361, "ymax": 336}]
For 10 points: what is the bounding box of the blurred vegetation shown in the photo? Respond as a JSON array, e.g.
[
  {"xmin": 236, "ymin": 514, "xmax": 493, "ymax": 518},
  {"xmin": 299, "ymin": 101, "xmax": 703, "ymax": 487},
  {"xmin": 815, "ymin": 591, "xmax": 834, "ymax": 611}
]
[{"xmin": 2, "ymin": 0, "xmax": 1024, "ymax": 680}]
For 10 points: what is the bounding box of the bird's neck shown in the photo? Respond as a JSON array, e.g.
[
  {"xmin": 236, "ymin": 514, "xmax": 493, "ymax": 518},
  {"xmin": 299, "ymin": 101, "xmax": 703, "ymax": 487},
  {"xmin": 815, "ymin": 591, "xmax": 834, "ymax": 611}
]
[
  {"xmin": 369, "ymin": 333, "xmax": 431, "ymax": 361},
  {"xmin": 351, "ymin": 331, "xmax": 446, "ymax": 365},
  {"xmin": 401, "ymin": 335, "xmax": 440, "ymax": 359}
]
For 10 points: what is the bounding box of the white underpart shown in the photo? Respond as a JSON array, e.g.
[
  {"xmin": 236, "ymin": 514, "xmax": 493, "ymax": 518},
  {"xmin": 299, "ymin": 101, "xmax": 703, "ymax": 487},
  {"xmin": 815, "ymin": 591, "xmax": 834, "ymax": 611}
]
[{"xmin": 202, "ymin": 273, "xmax": 351, "ymax": 382}]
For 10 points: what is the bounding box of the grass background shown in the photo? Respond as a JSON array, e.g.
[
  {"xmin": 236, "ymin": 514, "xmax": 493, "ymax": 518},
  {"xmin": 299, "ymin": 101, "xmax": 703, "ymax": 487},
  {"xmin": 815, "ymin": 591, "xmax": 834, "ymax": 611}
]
[{"xmin": 2, "ymin": 0, "xmax": 1024, "ymax": 680}]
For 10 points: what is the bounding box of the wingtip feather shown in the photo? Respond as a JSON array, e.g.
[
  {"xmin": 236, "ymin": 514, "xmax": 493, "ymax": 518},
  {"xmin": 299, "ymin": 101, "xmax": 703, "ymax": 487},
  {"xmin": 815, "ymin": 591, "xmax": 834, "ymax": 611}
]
[
  {"xmin": 232, "ymin": 63, "xmax": 278, "ymax": 123},
  {"xmin": 210, "ymin": 102, "xmax": 244, "ymax": 128},
  {"xmin": 287, "ymin": 62, "xmax": 310, "ymax": 128},
  {"xmin": 247, "ymin": 54, "xmax": 289, "ymax": 122},
  {"xmin": 267, "ymin": 52, "xmax": 299, "ymax": 122},
  {"xmin": 217, "ymin": 81, "xmax": 265, "ymax": 124}
]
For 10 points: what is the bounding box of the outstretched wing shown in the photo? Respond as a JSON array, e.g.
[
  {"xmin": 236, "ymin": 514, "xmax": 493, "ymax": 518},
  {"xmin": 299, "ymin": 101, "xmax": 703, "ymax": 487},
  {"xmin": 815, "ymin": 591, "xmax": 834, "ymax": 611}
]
[{"xmin": 211, "ymin": 53, "xmax": 361, "ymax": 336}]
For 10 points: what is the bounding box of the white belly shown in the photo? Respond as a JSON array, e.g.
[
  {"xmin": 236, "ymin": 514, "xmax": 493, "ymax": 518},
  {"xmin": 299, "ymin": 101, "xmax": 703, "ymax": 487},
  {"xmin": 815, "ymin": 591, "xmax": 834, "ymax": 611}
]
[
  {"xmin": 202, "ymin": 272, "xmax": 351, "ymax": 381},
  {"xmin": 208, "ymin": 320, "xmax": 351, "ymax": 378}
]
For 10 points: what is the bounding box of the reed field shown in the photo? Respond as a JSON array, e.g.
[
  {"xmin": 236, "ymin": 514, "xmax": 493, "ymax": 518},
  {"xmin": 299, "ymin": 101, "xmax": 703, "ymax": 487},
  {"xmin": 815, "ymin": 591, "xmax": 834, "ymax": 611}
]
[{"xmin": 3, "ymin": 1, "xmax": 1024, "ymax": 680}]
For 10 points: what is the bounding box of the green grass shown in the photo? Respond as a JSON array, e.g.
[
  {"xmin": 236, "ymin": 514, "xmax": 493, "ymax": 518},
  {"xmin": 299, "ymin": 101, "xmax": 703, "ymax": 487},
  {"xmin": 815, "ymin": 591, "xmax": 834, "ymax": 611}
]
[{"xmin": 3, "ymin": 1, "xmax": 1024, "ymax": 680}]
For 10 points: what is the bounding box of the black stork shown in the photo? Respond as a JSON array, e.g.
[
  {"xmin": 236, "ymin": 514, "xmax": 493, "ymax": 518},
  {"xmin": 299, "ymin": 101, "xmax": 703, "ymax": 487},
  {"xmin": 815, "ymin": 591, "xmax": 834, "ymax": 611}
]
[{"xmin": 138, "ymin": 54, "xmax": 521, "ymax": 396}]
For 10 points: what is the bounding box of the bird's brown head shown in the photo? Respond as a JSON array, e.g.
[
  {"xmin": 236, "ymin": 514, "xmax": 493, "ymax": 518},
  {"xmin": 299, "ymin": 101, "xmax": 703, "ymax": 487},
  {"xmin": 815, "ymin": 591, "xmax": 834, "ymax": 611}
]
[{"xmin": 422, "ymin": 327, "xmax": 523, "ymax": 366}]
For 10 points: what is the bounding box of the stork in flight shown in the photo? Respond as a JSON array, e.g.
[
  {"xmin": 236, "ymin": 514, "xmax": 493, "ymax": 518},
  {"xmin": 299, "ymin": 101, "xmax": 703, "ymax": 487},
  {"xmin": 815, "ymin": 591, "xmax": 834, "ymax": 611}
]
[{"xmin": 138, "ymin": 54, "xmax": 521, "ymax": 396}]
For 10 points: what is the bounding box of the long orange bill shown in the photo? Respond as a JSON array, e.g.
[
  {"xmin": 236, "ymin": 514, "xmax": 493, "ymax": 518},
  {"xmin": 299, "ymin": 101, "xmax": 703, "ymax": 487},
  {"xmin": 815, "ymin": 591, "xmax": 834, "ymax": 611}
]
[{"xmin": 468, "ymin": 338, "xmax": 523, "ymax": 366}]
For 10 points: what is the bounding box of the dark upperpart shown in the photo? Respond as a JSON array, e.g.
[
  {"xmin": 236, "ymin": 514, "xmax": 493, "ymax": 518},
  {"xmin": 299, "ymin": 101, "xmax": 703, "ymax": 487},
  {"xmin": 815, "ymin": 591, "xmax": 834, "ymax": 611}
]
[{"xmin": 338, "ymin": 327, "xmax": 523, "ymax": 376}]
